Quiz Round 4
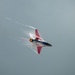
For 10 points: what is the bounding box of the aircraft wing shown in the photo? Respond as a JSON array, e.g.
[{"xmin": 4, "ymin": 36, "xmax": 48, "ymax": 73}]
[
  {"xmin": 35, "ymin": 29, "xmax": 40, "ymax": 37},
  {"xmin": 29, "ymin": 42, "xmax": 42, "ymax": 54},
  {"xmin": 37, "ymin": 46, "xmax": 42, "ymax": 54},
  {"xmin": 35, "ymin": 29, "xmax": 44, "ymax": 41}
]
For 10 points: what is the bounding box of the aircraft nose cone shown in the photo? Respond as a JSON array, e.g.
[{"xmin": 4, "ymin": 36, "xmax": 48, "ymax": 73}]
[
  {"xmin": 49, "ymin": 43, "xmax": 52, "ymax": 47},
  {"xmin": 45, "ymin": 42, "xmax": 52, "ymax": 47}
]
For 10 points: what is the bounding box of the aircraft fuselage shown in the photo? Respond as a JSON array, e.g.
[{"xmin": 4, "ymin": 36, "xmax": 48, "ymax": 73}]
[{"xmin": 32, "ymin": 39, "xmax": 52, "ymax": 47}]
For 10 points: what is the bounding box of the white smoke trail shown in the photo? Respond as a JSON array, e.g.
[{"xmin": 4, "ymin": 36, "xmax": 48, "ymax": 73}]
[
  {"xmin": 25, "ymin": 25, "xmax": 36, "ymax": 29},
  {"xmin": 5, "ymin": 17, "xmax": 36, "ymax": 30}
]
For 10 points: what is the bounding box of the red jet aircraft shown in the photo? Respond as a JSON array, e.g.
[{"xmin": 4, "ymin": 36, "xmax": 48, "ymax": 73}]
[{"xmin": 29, "ymin": 29, "xmax": 52, "ymax": 54}]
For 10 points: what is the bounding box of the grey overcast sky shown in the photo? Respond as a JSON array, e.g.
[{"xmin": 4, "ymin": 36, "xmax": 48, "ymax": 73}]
[{"xmin": 0, "ymin": 0, "xmax": 75, "ymax": 75}]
